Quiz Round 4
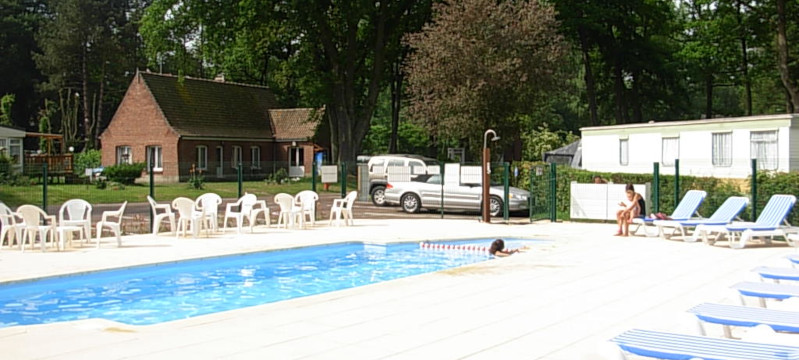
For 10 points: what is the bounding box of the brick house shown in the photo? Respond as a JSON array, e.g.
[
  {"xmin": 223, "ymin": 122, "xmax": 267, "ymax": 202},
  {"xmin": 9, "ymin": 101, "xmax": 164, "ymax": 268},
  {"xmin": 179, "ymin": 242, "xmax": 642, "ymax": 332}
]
[{"xmin": 100, "ymin": 71, "xmax": 326, "ymax": 182}]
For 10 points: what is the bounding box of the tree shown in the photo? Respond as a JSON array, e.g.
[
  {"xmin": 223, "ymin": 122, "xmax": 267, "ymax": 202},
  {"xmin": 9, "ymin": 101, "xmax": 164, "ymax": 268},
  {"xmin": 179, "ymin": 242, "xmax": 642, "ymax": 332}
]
[
  {"xmin": 0, "ymin": 0, "xmax": 44, "ymax": 128},
  {"xmin": 775, "ymin": 0, "xmax": 799, "ymax": 111},
  {"xmin": 404, "ymin": 0, "xmax": 568, "ymax": 156},
  {"xmin": 0, "ymin": 94, "xmax": 14, "ymax": 127}
]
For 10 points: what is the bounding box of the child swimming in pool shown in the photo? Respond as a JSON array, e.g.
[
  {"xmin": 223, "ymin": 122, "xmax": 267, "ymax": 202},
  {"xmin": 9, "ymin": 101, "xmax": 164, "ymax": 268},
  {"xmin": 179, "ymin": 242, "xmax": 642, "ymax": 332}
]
[{"xmin": 488, "ymin": 239, "xmax": 528, "ymax": 257}]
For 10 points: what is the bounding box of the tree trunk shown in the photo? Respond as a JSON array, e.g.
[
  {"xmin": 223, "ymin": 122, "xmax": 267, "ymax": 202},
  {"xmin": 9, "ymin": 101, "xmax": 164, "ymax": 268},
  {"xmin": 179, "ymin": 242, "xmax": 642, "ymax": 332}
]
[
  {"xmin": 81, "ymin": 44, "xmax": 91, "ymax": 150},
  {"xmin": 613, "ymin": 57, "xmax": 627, "ymax": 124},
  {"xmin": 736, "ymin": 1, "xmax": 752, "ymax": 116},
  {"xmin": 95, "ymin": 62, "xmax": 105, "ymax": 150},
  {"xmin": 389, "ymin": 61, "xmax": 402, "ymax": 153},
  {"xmin": 631, "ymin": 69, "xmax": 643, "ymax": 123},
  {"xmin": 776, "ymin": 0, "xmax": 799, "ymax": 112},
  {"xmin": 705, "ymin": 74, "xmax": 713, "ymax": 119},
  {"xmin": 578, "ymin": 28, "xmax": 599, "ymax": 126}
]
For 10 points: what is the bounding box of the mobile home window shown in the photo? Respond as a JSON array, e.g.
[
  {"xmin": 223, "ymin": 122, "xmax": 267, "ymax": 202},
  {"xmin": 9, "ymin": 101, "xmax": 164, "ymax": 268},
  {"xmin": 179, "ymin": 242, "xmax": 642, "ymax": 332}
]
[
  {"xmin": 146, "ymin": 145, "xmax": 162, "ymax": 171},
  {"xmin": 750, "ymin": 130, "xmax": 778, "ymax": 170},
  {"xmin": 619, "ymin": 139, "xmax": 629, "ymax": 166},
  {"xmin": 196, "ymin": 146, "xmax": 207, "ymax": 170},
  {"xmin": 712, "ymin": 133, "xmax": 732, "ymax": 167},
  {"xmin": 251, "ymin": 146, "xmax": 261, "ymax": 169},
  {"xmin": 231, "ymin": 146, "xmax": 242, "ymax": 168},
  {"xmin": 116, "ymin": 146, "xmax": 132, "ymax": 165},
  {"xmin": 661, "ymin": 137, "xmax": 679, "ymax": 167}
]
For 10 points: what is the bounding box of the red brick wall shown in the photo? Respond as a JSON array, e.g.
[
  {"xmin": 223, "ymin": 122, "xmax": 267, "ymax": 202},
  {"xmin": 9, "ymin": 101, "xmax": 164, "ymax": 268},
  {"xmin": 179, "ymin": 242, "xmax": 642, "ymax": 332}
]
[
  {"xmin": 177, "ymin": 139, "xmax": 275, "ymax": 180},
  {"xmin": 100, "ymin": 74, "xmax": 180, "ymax": 182}
]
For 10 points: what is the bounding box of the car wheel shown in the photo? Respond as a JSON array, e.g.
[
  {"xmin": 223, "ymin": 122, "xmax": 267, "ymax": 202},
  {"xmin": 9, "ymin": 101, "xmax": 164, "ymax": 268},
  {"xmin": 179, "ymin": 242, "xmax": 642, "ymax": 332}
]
[
  {"xmin": 371, "ymin": 186, "xmax": 386, "ymax": 206},
  {"xmin": 489, "ymin": 196, "xmax": 503, "ymax": 217},
  {"xmin": 401, "ymin": 193, "xmax": 421, "ymax": 213}
]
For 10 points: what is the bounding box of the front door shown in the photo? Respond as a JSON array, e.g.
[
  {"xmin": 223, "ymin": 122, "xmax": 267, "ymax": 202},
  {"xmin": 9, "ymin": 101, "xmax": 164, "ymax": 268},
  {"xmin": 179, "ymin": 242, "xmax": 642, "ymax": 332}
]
[{"xmin": 216, "ymin": 146, "xmax": 224, "ymax": 178}]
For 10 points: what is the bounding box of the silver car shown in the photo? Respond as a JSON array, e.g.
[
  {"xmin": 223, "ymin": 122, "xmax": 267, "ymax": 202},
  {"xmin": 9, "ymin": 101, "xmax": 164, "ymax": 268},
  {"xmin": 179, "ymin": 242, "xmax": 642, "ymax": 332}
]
[{"xmin": 384, "ymin": 174, "xmax": 530, "ymax": 216}]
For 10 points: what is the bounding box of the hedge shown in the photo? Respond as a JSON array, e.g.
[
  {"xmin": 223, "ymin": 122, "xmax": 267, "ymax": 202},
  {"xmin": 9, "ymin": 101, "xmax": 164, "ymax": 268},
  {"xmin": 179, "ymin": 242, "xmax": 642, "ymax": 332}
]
[{"xmin": 513, "ymin": 161, "xmax": 799, "ymax": 225}]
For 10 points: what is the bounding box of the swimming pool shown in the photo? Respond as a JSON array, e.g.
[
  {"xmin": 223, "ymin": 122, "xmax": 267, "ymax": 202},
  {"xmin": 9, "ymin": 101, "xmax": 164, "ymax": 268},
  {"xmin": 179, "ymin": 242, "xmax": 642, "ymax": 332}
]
[{"xmin": 0, "ymin": 238, "xmax": 539, "ymax": 328}]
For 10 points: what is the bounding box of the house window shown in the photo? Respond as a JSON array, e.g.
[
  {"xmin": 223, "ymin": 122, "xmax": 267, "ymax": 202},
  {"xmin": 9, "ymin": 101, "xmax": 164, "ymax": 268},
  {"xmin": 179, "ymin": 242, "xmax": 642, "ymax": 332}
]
[
  {"xmin": 661, "ymin": 137, "xmax": 679, "ymax": 167},
  {"xmin": 290, "ymin": 146, "xmax": 304, "ymax": 166},
  {"xmin": 9, "ymin": 139, "xmax": 21, "ymax": 164},
  {"xmin": 146, "ymin": 145, "xmax": 163, "ymax": 171},
  {"xmin": 196, "ymin": 146, "xmax": 207, "ymax": 170},
  {"xmin": 251, "ymin": 146, "xmax": 261, "ymax": 169},
  {"xmin": 712, "ymin": 132, "xmax": 732, "ymax": 167},
  {"xmin": 116, "ymin": 146, "xmax": 132, "ymax": 165},
  {"xmin": 751, "ymin": 130, "xmax": 778, "ymax": 170},
  {"xmin": 619, "ymin": 139, "xmax": 629, "ymax": 166},
  {"xmin": 231, "ymin": 146, "xmax": 242, "ymax": 168},
  {"xmin": 0, "ymin": 139, "xmax": 6, "ymax": 156}
]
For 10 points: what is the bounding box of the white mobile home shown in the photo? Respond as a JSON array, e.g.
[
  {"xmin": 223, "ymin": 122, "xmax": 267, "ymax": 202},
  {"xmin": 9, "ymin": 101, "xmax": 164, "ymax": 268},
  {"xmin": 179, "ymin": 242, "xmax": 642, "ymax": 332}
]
[
  {"xmin": 0, "ymin": 125, "xmax": 24, "ymax": 172},
  {"xmin": 580, "ymin": 114, "xmax": 799, "ymax": 179}
]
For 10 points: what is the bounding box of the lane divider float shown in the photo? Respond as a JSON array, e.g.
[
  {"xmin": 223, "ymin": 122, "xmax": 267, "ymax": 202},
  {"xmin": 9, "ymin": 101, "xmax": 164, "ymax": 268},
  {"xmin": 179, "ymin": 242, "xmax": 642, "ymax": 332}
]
[{"xmin": 419, "ymin": 242, "xmax": 489, "ymax": 253}]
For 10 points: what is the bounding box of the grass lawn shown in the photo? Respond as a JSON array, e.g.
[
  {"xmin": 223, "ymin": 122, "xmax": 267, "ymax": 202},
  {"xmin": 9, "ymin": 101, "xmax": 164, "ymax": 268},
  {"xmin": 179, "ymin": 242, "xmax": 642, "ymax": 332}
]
[{"xmin": 0, "ymin": 179, "xmax": 354, "ymax": 208}]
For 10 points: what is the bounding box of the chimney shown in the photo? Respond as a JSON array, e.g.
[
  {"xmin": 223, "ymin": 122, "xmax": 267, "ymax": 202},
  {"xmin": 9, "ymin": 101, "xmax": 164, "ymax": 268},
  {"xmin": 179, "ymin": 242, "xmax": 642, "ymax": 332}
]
[{"xmin": 214, "ymin": 73, "xmax": 225, "ymax": 82}]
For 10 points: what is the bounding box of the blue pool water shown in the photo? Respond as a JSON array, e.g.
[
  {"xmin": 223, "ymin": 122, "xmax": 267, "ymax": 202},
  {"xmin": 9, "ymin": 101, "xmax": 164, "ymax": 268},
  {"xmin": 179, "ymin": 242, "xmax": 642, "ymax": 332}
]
[{"xmin": 0, "ymin": 238, "xmax": 539, "ymax": 328}]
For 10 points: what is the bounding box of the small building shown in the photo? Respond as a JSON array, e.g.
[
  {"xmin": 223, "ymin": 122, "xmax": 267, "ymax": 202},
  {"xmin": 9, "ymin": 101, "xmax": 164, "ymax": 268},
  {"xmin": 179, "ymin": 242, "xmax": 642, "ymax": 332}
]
[
  {"xmin": 0, "ymin": 125, "xmax": 25, "ymax": 172},
  {"xmin": 100, "ymin": 71, "xmax": 326, "ymax": 182},
  {"xmin": 580, "ymin": 114, "xmax": 799, "ymax": 178}
]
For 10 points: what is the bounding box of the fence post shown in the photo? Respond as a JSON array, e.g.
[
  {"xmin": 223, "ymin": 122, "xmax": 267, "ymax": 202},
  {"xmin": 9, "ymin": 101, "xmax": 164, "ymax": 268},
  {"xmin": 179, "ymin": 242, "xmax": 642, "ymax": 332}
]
[
  {"xmin": 440, "ymin": 161, "xmax": 445, "ymax": 219},
  {"xmin": 311, "ymin": 159, "xmax": 317, "ymax": 193},
  {"xmin": 529, "ymin": 168, "xmax": 534, "ymax": 223},
  {"xmin": 340, "ymin": 162, "xmax": 347, "ymax": 198},
  {"xmin": 149, "ymin": 163, "xmax": 154, "ymax": 231},
  {"xmin": 42, "ymin": 162, "xmax": 48, "ymax": 210},
  {"xmin": 503, "ymin": 162, "xmax": 510, "ymax": 221},
  {"xmin": 549, "ymin": 163, "xmax": 557, "ymax": 222},
  {"xmin": 674, "ymin": 158, "xmax": 680, "ymax": 208},
  {"xmin": 653, "ymin": 162, "xmax": 659, "ymax": 214},
  {"xmin": 237, "ymin": 163, "xmax": 243, "ymax": 198},
  {"xmin": 751, "ymin": 158, "xmax": 757, "ymax": 220}
]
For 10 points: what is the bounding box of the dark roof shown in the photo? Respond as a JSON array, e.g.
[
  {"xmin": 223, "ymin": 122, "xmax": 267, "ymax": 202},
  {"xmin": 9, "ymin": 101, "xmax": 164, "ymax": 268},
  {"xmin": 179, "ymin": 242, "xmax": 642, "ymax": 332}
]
[
  {"xmin": 543, "ymin": 140, "xmax": 582, "ymax": 168},
  {"xmin": 140, "ymin": 72, "xmax": 278, "ymax": 139},
  {"xmin": 269, "ymin": 108, "xmax": 323, "ymax": 140}
]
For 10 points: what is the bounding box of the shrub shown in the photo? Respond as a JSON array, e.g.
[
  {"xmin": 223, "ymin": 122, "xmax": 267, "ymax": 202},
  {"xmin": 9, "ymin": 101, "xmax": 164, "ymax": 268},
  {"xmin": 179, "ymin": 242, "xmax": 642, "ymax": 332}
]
[
  {"xmin": 102, "ymin": 163, "xmax": 145, "ymax": 185},
  {"xmin": 266, "ymin": 167, "xmax": 289, "ymax": 184},
  {"xmin": 74, "ymin": 149, "xmax": 101, "ymax": 178},
  {"xmin": 188, "ymin": 165, "xmax": 205, "ymax": 189}
]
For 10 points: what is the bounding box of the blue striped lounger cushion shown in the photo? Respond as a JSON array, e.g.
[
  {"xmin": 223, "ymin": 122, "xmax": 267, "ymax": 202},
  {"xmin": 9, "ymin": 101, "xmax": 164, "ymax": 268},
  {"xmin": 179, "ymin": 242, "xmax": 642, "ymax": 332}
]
[{"xmin": 689, "ymin": 302, "xmax": 799, "ymax": 332}]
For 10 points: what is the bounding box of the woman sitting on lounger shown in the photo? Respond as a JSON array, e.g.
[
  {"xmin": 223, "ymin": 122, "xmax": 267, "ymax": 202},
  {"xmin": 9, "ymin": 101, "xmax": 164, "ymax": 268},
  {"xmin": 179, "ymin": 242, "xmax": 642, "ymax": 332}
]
[{"xmin": 616, "ymin": 184, "xmax": 645, "ymax": 236}]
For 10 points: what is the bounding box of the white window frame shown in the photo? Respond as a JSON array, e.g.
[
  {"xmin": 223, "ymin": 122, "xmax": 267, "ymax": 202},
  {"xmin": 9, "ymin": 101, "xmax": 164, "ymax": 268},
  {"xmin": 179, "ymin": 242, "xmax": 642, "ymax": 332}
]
[
  {"xmin": 750, "ymin": 130, "xmax": 778, "ymax": 171},
  {"xmin": 146, "ymin": 145, "xmax": 163, "ymax": 172},
  {"xmin": 231, "ymin": 146, "xmax": 242, "ymax": 168},
  {"xmin": 661, "ymin": 137, "xmax": 679, "ymax": 167},
  {"xmin": 250, "ymin": 146, "xmax": 261, "ymax": 169},
  {"xmin": 8, "ymin": 138, "xmax": 22, "ymax": 166},
  {"xmin": 619, "ymin": 139, "xmax": 629, "ymax": 166},
  {"xmin": 712, "ymin": 132, "xmax": 732, "ymax": 167},
  {"xmin": 290, "ymin": 146, "xmax": 304, "ymax": 166},
  {"xmin": 116, "ymin": 145, "xmax": 132, "ymax": 165},
  {"xmin": 195, "ymin": 145, "xmax": 207, "ymax": 170}
]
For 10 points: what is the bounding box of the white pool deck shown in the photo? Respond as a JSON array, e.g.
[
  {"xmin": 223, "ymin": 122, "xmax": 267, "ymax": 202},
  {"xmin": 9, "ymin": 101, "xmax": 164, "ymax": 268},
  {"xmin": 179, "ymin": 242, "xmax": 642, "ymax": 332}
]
[{"xmin": 1, "ymin": 219, "xmax": 797, "ymax": 359}]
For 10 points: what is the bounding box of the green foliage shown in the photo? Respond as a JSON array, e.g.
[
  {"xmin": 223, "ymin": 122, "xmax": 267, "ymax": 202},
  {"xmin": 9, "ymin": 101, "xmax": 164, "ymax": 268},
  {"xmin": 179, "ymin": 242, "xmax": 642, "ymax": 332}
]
[
  {"xmin": 265, "ymin": 168, "xmax": 289, "ymax": 185},
  {"xmin": 102, "ymin": 162, "xmax": 145, "ymax": 185},
  {"xmin": 188, "ymin": 166, "xmax": 205, "ymax": 190},
  {"xmin": 755, "ymin": 172, "xmax": 799, "ymax": 226},
  {"xmin": 73, "ymin": 149, "xmax": 101, "ymax": 178},
  {"xmin": 37, "ymin": 99, "xmax": 55, "ymax": 151},
  {"xmin": 0, "ymin": 94, "xmax": 14, "ymax": 126},
  {"xmin": 520, "ymin": 123, "xmax": 580, "ymax": 162}
]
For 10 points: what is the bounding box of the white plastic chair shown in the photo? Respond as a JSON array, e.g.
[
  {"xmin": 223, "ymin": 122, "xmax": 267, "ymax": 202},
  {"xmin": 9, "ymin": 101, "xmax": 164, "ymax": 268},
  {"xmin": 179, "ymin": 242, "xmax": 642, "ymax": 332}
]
[
  {"xmin": 223, "ymin": 193, "xmax": 267, "ymax": 233},
  {"xmin": 294, "ymin": 190, "xmax": 319, "ymax": 228},
  {"xmin": 173, "ymin": 197, "xmax": 204, "ymax": 238},
  {"xmin": 16, "ymin": 204, "xmax": 57, "ymax": 252},
  {"xmin": 0, "ymin": 202, "xmax": 24, "ymax": 249},
  {"xmin": 58, "ymin": 199, "xmax": 92, "ymax": 248},
  {"xmin": 95, "ymin": 201, "xmax": 127, "ymax": 248},
  {"xmin": 148, "ymin": 195, "xmax": 176, "ymax": 235},
  {"xmin": 329, "ymin": 191, "xmax": 358, "ymax": 226},
  {"xmin": 195, "ymin": 193, "xmax": 222, "ymax": 233},
  {"xmin": 275, "ymin": 193, "xmax": 300, "ymax": 228}
]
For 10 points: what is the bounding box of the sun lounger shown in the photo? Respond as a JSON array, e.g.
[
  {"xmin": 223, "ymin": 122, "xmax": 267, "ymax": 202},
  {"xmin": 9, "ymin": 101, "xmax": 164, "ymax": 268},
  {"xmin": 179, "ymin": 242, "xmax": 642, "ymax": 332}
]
[
  {"xmin": 631, "ymin": 190, "xmax": 707, "ymax": 237},
  {"xmin": 788, "ymin": 254, "xmax": 799, "ymax": 267},
  {"xmin": 654, "ymin": 196, "xmax": 748, "ymax": 241},
  {"xmin": 689, "ymin": 302, "xmax": 799, "ymax": 338},
  {"xmin": 753, "ymin": 266, "xmax": 799, "ymax": 282},
  {"xmin": 732, "ymin": 281, "xmax": 799, "ymax": 308},
  {"xmin": 610, "ymin": 328, "xmax": 799, "ymax": 360},
  {"xmin": 695, "ymin": 194, "xmax": 796, "ymax": 249}
]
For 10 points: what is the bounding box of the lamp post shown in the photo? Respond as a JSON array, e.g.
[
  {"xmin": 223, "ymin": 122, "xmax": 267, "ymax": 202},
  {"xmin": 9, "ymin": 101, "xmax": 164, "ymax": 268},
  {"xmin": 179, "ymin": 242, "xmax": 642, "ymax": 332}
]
[{"xmin": 482, "ymin": 129, "xmax": 500, "ymax": 223}]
